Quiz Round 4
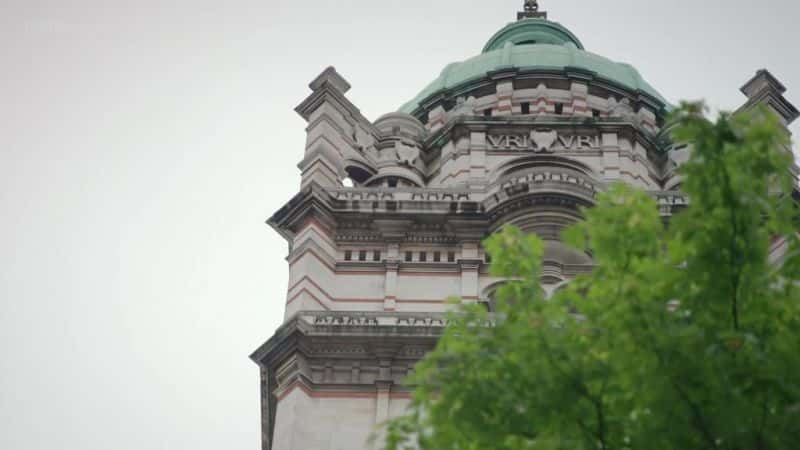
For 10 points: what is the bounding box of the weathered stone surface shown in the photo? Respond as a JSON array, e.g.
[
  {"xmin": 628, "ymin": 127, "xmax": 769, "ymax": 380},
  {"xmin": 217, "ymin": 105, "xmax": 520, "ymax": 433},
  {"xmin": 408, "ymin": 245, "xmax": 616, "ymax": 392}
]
[{"xmin": 252, "ymin": 5, "xmax": 797, "ymax": 450}]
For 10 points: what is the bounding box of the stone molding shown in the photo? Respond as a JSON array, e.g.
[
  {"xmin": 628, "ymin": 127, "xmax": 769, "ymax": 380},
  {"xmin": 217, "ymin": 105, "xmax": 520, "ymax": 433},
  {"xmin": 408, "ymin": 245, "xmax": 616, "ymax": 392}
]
[
  {"xmin": 270, "ymin": 184, "xmax": 689, "ymax": 248},
  {"xmin": 250, "ymin": 310, "xmax": 465, "ymax": 450}
]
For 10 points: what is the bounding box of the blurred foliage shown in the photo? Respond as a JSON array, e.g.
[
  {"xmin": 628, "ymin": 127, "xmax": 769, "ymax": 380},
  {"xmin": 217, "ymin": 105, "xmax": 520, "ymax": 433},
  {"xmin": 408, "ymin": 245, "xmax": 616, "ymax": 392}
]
[{"xmin": 381, "ymin": 104, "xmax": 800, "ymax": 450}]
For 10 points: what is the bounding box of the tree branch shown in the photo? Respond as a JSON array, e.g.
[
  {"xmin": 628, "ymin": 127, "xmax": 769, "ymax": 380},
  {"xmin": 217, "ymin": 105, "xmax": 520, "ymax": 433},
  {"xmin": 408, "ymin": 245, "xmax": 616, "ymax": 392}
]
[{"xmin": 672, "ymin": 380, "xmax": 719, "ymax": 450}]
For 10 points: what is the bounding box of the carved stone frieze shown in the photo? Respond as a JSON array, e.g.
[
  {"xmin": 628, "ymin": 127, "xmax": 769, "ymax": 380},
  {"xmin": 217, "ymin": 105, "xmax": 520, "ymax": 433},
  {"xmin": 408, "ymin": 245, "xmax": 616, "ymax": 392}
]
[
  {"xmin": 251, "ymin": 311, "xmax": 454, "ymax": 402},
  {"xmin": 307, "ymin": 344, "xmax": 368, "ymax": 355},
  {"xmin": 402, "ymin": 234, "xmax": 460, "ymax": 244},
  {"xmin": 398, "ymin": 346, "xmax": 429, "ymax": 358}
]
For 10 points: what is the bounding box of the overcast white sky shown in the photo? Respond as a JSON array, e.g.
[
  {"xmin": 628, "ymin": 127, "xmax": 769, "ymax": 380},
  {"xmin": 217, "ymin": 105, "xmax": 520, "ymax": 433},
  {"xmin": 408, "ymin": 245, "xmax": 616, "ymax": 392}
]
[{"xmin": 1, "ymin": 1, "xmax": 798, "ymax": 449}]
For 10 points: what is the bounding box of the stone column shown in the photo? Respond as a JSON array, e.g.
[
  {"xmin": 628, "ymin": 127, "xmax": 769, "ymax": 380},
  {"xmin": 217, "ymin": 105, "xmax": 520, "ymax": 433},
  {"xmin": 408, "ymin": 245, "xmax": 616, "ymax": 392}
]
[{"xmin": 601, "ymin": 132, "xmax": 620, "ymax": 181}]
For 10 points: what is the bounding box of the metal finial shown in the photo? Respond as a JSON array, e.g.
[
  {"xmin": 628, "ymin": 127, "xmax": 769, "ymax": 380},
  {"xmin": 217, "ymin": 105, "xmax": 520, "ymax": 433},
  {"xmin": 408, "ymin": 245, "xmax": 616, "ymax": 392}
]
[{"xmin": 518, "ymin": 0, "xmax": 547, "ymax": 20}]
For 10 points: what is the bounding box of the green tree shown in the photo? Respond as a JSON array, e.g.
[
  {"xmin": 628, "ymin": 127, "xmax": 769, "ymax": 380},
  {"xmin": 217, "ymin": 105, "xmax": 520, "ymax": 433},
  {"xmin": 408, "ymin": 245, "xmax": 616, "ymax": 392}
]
[{"xmin": 382, "ymin": 104, "xmax": 800, "ymax": 450}]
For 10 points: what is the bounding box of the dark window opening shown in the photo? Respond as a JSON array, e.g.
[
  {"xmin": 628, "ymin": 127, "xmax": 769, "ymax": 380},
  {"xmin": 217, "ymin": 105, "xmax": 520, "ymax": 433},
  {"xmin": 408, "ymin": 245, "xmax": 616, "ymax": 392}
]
[
  {"xmin": 433, "ymin": 251, "xmax": 441, "ymax": 262},
  {"xmin": 483, "ymin": 108, "xmax": 492, "ymax": 117},
  {"xmin": 592, "ymin": 109, "xmax": 601, "ymax": 118},
  {"xmin": 419, "ymin": 252, "xmax": 427, "ymax": 262},
  {"xmin": 358, "ymin": 250, "xmax": 367, "ymax": 262},
  {"xmin": 344, "ymin": 250, "xmax": 352, "ymax": 261},
  {"xmin": 521, "ymin": 102, "xmax": 530, "ymax": 115},
  {"xmin": 555, "ymin": 103, "xmax": 564, "ymax": 115},
  {"xmin": 485, "ymin": 253, "xmax": 492, "ymax": 263},
  {"xmin": 388, "ymin": 177, "xmax": 398, "ymax": 188},
  {"xmin": 373, "ymin": 251, "xmax": 381, "ymax": 262},
  {"xmin": 447, "ymin": 251, "xmax": 456, "ymax": 263},
  {"xmin": 405, "ymin": 251, "xmax": 413, "ymax": 262}
]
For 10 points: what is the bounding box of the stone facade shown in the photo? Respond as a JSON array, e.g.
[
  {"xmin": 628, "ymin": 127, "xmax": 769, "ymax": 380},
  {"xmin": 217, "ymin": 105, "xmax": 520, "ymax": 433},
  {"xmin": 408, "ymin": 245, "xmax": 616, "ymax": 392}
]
[{"xmin": 251, "ymin": 7, "xmax": 798, "ymax": 450}]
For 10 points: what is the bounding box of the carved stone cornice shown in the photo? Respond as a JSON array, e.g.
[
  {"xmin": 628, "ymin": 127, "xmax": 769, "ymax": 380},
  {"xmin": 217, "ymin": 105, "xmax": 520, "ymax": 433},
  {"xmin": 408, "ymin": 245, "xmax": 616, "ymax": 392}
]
[
  {"xmin": 373, "ymin": 219, "xmax": 415, "ymax": 242},
  {"xmin": 267, "ymin": 182, "xmax": 337, "ymax": 241},
  {"xmin": 269, "ymin": 182, "xmax": 691, "ymax": 244},
  {"xmin": 251, "ymin": 311, "xmax": 453, "ymax": 372},
  {"xmin": 251, "ymin": 310, "xmax": 453, "ymax": 450}
]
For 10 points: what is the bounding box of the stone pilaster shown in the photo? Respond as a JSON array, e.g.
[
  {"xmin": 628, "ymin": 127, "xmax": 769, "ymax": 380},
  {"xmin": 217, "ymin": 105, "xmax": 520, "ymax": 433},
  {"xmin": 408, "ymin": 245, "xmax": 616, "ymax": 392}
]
[
  {"xmin": 533, "ymin": 83, "xmax": 551, "ymax": 115},
  {"xmin": 384, "ymin": 259, "xmax": 399, "ymax": 311},
  {"xmin": 459, "ymin": 242, "xmax": 481, "ymax": 304},
  {"xmin": 569, "ymin": 81, "xmax": 591, "ymax": 117},
  {"xmin": 495, "ymin": 80, "xmax": 514, "ymax": 116},
  {"xmin": 601, "ymin": 132, "xmax": 620, "ymax": 181}
]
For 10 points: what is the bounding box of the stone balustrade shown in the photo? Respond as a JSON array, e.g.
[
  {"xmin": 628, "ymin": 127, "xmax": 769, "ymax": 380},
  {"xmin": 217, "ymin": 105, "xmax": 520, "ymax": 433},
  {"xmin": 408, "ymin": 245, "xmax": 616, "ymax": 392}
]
[
  {"xmin": 302, "ymin": 310, "xmax": 450, "ymax": 328},
  {"xmin": 329, "ymin": 187, "xmax": 480, "ymax": 203},
  {"xmin": 326, "ymin": 182, "xmax": 690, "ymax": 217}
]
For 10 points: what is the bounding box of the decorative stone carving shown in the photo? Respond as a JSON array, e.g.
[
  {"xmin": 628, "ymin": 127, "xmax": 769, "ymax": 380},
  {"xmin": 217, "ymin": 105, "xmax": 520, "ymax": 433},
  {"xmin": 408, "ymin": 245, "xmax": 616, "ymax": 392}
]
[
  {"xmin": 313, "ymin": 314, "xmax": 380, "ymax": 326},
  {"xmin": 309, "ymin": 345, "xmax": 367, "ymax": 355},
  {"xmin": 395, "ymin": 140, "xmax": 420, "ymax": 166},
  {"xmin": 396, "ymin": 316, "xmax": 447, "ymax": 327},
  {"xmin": 452, "ymin": 96, "xmax": 477, "ymax": 117},
  {"xmin": 400, "ymin": 346, "xmax": 429, "ymax": 357},
  {"xmin": 354, "ymin": 127, "xmax": 375, "ymax": 152},
  {"xmin": 301, "ymin": 311, "xmax": 452, "ymax": 328},
  {"xmin": 530, "ymin": 130, "xmax": 558, "ymax": 151},
  {"xmin": 607, "ymin": 97, "xmax": 639, "ymax": 124}
]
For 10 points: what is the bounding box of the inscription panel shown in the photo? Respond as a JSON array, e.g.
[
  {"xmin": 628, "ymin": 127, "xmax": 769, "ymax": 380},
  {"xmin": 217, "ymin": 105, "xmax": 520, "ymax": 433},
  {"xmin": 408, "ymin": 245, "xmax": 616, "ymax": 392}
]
[{"xmin": 487, "ymin": 130, "xmax": 600, "ymax": 152}]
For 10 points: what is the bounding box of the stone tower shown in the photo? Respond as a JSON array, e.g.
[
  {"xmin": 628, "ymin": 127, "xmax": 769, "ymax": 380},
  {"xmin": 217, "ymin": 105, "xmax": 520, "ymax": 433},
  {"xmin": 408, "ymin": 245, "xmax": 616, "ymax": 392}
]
[{"xmin": 250, "ymin": 5, "xmax": 798, "ymax": 450}]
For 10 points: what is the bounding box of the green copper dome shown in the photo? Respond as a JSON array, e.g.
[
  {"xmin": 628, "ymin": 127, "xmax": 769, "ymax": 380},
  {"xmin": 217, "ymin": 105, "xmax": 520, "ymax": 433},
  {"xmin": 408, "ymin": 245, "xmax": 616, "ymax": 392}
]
[
  {"xmin": 483, "ymin": 18, "xmax": 584, "ymax": 52},
  {"xmin": 399, "ymin": 19, "xmax": 667, "ymax": 114}
]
